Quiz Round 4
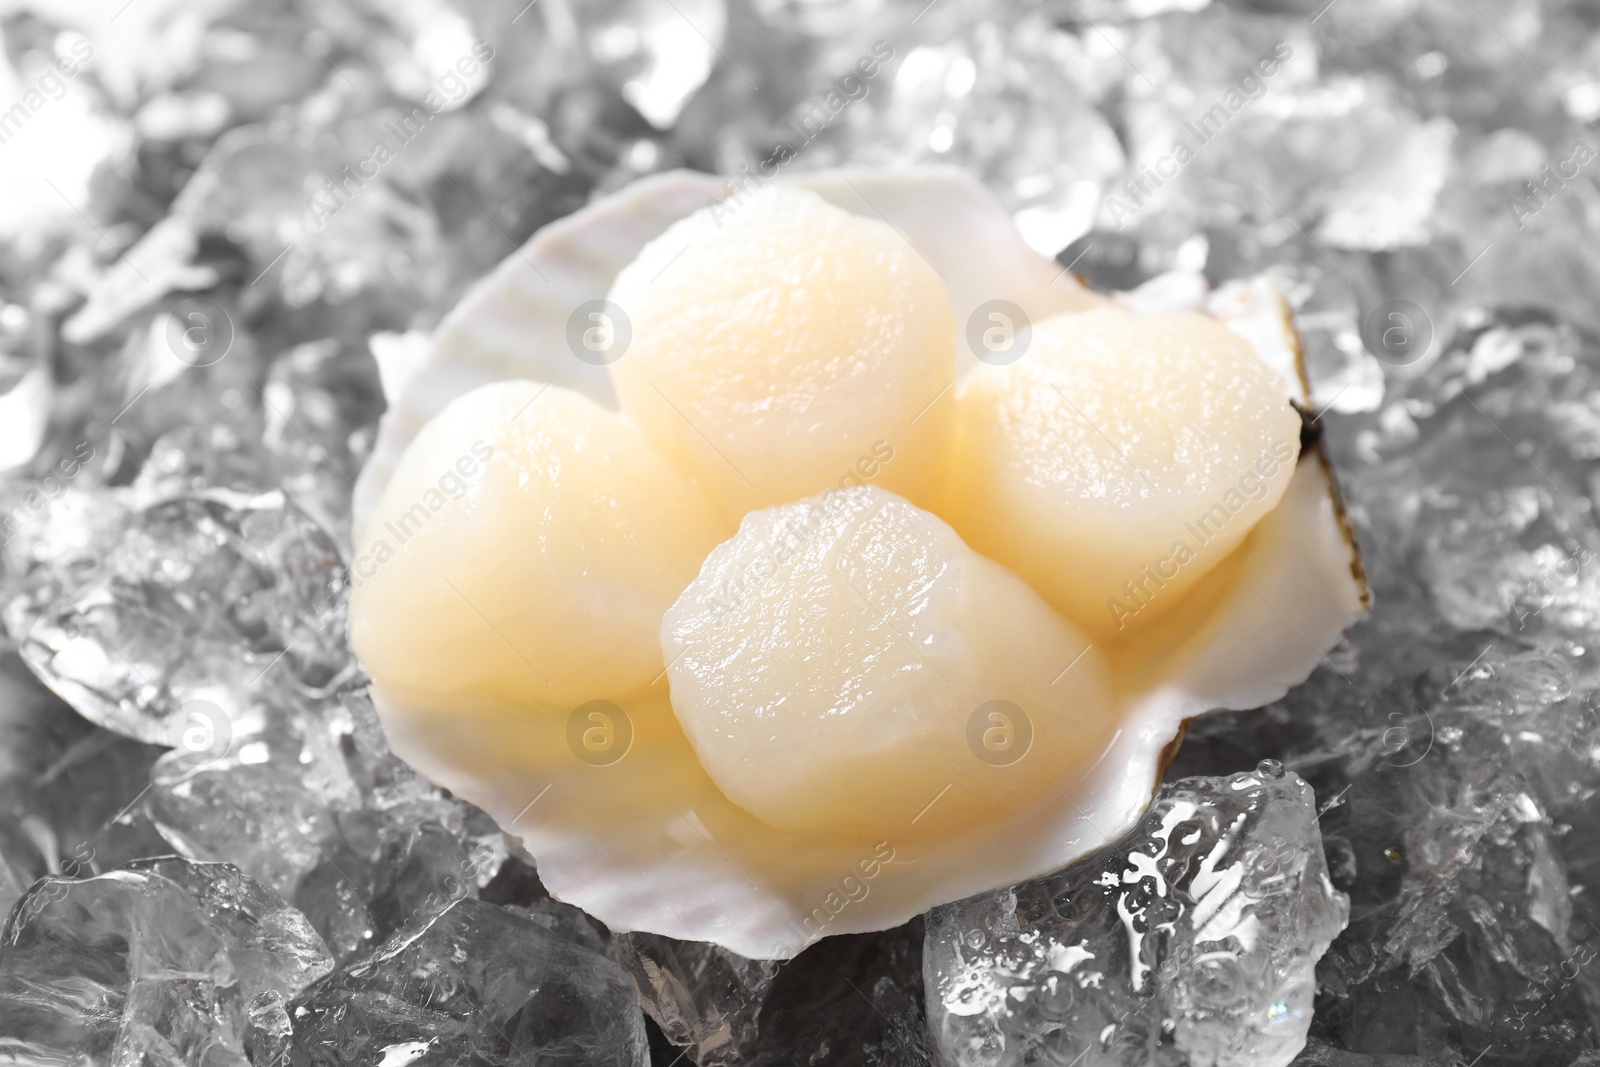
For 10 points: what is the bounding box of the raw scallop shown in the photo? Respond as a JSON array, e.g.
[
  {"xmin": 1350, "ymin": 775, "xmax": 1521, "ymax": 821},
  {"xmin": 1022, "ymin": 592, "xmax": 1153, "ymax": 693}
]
[
  {"xmin": 662, "ymin": 485, "xmax": 1114, "ymax": 839},
  {"xmin": 351, "ymin": 381, "xmax": 727, "ymax": 715}
]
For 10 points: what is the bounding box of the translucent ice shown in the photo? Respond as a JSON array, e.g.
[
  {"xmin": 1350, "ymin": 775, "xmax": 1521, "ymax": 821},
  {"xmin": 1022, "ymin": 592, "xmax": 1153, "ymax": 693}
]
[
  {"xmin": 924, "ymin": 766, "xmax": 1348, "ymax": 1067},
  {"xmin": 144, "ymin": 688, "xmax": 497, "ymax": 962},
  {"xmin": 124, "ymin": 858, "xmax": 334, "ymax": 1004},
  {"xmin": 0, "ymin": 860, "xmax": 330, "ymax": 1063},
  {"xmin": 288, "ymin": 897, "xmax": 649, "ymax": 1066},
  {"xmin": 614, "ymin": 922, "xmax": 931, "ymax": 1067},
  {"xmin": 612, "ymin": 932, "xmax": 776, "ymax": 1064},
  {"xmin": 2, "ymin": 488, "xmax": 350, "ymax": 747}
]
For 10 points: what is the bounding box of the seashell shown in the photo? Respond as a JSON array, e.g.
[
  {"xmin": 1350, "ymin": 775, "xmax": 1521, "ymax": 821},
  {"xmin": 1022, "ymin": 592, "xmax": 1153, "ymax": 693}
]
[{"xmin": 351, "ymin": 167, "xmax": 1369, "ymax": 959}]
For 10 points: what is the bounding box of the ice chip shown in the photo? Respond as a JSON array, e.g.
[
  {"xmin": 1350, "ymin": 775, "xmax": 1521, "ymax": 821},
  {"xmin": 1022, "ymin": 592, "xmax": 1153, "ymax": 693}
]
[
  {"xmin": 123, "ymin": 857, "xmax": 334, "ymax": 1004},
  {"xmin": 0, "ymin": 860, "xmax": 331, "ymax": 1063},
  {"xmin": 2, "ymin": 489, "xmax": 350, "ymax": 747},
  {"xmin": 289, "ymin": 897, "xmax": 650, "ymax": 1066},
  {"xmin": 924, "ymin": 768, "xmax": 1348, "ymax": 1067},
  {"xmin": 614, "ymin": 921, "xmax": 930, "ymax": 1067}
]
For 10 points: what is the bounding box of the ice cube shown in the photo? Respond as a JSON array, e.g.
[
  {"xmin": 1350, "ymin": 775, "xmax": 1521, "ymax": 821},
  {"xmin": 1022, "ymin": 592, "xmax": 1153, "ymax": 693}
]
[
  {"xmin": 924, "ymin": 766, "xmax": 1348, "ymax": 1067},
  {"xmin": 289, "ymin": 897, "xmax": 649, "ymax": 1066},
  {"xmin": 614, "ymin": 921, "xmax": 931, "ymax": 1066},
  {"xmin": 0, "ymin": 860, "xmax": 331, "ymax": 1063},
  {"xmin": 2, "ymin": 489, "xmax": 350, "ymax": 747}
]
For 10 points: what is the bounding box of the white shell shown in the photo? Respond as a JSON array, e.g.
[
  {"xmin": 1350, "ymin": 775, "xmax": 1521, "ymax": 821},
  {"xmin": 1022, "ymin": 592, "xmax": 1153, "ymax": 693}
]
[{"xmin": 355, "ymin": 168, "xmax": 1369, "ymax": 959}]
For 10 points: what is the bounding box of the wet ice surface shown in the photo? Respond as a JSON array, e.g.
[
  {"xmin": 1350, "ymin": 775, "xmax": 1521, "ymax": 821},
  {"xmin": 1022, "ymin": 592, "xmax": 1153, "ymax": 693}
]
[
  {"xmin": 3, "ymin": 489, "xmax": 351, "ymax": 746},
  {"xmin": 1, "ymin": 862, "xmax": 331, "ymax": 1065},
  {"xmin": 287, "ymin": 898, "xmax": 649, "ymax": 1067},
  {"xmin": 924, "ymin": 766, "xmax": 1348, "ymax": 1067},
  {"xmin": 615, "ymin": 923, "xmax": 932, "ymax": 1066},
  {"xmin": 5, "ymin": 0, "xmax": 1600, "ymax": 1063}
]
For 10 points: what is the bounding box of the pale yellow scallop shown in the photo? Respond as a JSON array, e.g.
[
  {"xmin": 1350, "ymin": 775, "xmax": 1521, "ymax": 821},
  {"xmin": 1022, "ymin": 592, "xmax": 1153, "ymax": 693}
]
[
  {"xmin": 661, "ymin": 485, "xmax": 1116, "ymax": 840},
  {"xmin": 606, "ymin": 184, "xmax": 956, "ymax": 524},
  {"xmin": 350, "ymin": 381, "xmax": 729, "ymax": 716},
  {"xmin": 948, "ymin": 305, "xmax": 1301, "ymax": 642}
]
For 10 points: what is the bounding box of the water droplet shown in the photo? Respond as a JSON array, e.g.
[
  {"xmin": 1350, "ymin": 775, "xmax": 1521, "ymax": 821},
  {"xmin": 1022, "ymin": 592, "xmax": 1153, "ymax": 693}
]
[{"xmin": 1256, "ymin": 758, "xmax": 1285, "ymax": 780}]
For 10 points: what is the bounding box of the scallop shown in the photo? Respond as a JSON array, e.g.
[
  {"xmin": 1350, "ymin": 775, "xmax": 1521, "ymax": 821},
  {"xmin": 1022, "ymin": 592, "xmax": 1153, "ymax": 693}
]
[
  {"xmin": 661, "ymin": 484, "xmax": 1114, "ymax": 840},
  {"xmin": 607, "ymin": 184, "xmax": 957, "ymax": 523},
  {"xmin": 948, "ymin": 305, "xmax": 1303, "ymax": 640},
  {"xmin": 350, "ymin": 167, "xmax": 1370, "ymax": 959},
  {"xmin": 350, "ymin": 381, "xmax": 727, "ymax": 716}
]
